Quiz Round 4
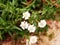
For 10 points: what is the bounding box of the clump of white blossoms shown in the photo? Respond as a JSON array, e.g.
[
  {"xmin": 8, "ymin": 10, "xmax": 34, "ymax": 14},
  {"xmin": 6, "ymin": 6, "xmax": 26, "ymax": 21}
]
[
  {"xmin": 20, "ymin": 21, "xmax": 29, "ymax": 30},
  {"xmin": 22, "ymin": 11, "xmax": 30, "ymax": 20},
  {"xmin": 29, "ymin": 36, "xmax": 38, "ymax": 44},
  {"xmin": 38, "ymin": 20, "xmax": 47, "ymax": 28},
  {"xmin": 28, "ymin": 24, "xmax": 36, "ymax": 33}
]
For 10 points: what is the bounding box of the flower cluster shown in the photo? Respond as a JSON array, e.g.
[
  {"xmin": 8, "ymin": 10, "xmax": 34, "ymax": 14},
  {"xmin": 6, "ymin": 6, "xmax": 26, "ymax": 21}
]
[
  {"xmin": 19, "ymin": 11, "xmax": 47, "ymax": 44},
  {"xmin": 20, "ymin": 11, "xmax": 47, "ymax": 33}
]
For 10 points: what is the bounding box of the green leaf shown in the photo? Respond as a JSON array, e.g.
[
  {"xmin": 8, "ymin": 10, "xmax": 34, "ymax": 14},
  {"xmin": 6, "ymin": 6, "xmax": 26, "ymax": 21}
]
[{"xmin": 12, "ymin": 26, "xmax": 22, "ymax": 31}]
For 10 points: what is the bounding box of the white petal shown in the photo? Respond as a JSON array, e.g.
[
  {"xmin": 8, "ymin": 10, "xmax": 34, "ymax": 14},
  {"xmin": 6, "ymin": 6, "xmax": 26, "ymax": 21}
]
[
  {"xmin": 20, "ymin": 21, "xmax": 29, "ymax": 30},
  {"xmin": 38, "ymin": 20, "xmax": 46, "ymax": 28},
  {"xmin": 22, "ymin": 11, "xmax": 30, "ymax": 20},
  {"xmin": 28, "ymin": 25, "xmax": 36, "ymax": 33},
  {"xmin": 29, "ymin": 36, "xmax": 38, "ymax": 44}
]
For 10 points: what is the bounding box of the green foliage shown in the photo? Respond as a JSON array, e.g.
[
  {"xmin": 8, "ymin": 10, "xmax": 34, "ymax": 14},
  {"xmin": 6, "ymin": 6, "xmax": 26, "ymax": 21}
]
[
  {"xmin": 43, "ymin": 0, "xmax": 60, "ymax": 20},
  {"xmin": 0, "ymin": 0, "xmax": 60, "ymax": 40}
]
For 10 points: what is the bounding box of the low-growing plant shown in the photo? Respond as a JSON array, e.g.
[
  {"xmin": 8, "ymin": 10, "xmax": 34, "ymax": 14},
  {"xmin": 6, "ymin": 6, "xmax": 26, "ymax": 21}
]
[{"xmin": 0, "ymin": 0, "xmax": 60, "ymax": 40}]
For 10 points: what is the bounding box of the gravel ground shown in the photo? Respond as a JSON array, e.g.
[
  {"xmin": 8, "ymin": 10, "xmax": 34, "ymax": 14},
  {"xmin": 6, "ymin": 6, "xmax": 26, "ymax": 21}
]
[{"xmin": 50, "ymin": 28, "xmax": 60, "ymax": 45}]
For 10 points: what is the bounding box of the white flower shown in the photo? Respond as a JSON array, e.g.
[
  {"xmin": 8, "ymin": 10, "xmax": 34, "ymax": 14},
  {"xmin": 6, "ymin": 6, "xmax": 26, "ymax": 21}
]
[
  {"xmin": 20, "ymin": 21, "xmax": 29, "ymax": 30},
  {"xmin": 29, "ymin": 36, "xmax": 38, "ymax": 44},
  {"xmin": 38, "ymin": 20, "xmax": 46, "ymax": 28},
  {"xmin": 22, "ymin": 11, "xmax": 30, "ymax": 20},
  {"xmin": 28, "ymin": 24, "xmax": 36, "ymax": 33}
]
